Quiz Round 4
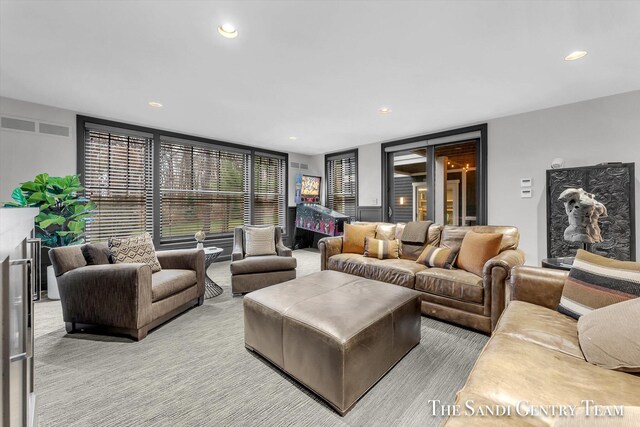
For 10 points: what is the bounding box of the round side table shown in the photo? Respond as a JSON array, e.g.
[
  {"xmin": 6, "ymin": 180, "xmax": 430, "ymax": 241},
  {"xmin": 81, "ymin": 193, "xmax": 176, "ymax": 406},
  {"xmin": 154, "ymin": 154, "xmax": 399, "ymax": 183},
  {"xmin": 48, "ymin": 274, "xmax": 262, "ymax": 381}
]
[{"xmin": 203, "ymin": 247, "xmax": 224, "ymax": 298}]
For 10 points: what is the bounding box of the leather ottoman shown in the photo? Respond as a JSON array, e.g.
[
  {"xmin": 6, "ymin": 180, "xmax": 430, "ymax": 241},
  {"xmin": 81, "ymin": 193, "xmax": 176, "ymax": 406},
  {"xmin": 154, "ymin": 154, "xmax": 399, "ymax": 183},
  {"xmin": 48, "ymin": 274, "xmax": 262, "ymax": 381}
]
[{"xmin": 243, "ymin": 270, "xmax": 421, "ymax": 415}]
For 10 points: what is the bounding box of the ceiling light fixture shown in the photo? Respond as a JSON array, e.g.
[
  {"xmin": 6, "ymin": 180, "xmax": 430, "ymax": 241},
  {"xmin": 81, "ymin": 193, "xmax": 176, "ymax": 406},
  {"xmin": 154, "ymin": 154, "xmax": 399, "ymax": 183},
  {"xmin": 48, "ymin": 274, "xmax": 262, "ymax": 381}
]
[
  {"xmin": 564, "ymin": 51, "xmax": 587, "ymax": 61},
  {"xmin": 378, "ymin": 107, "xmax": 392, "ymax": 114},
  {"xmin": 218, "ymin": 23, "xmax": 238, "ymax": 39},
  {"xmin": 289, "ymin": 136, "xmax": 297, "ymax": 140},
  {"xmin": 148, "ymin": 101, "xmax": 163, "ymax": 108}
]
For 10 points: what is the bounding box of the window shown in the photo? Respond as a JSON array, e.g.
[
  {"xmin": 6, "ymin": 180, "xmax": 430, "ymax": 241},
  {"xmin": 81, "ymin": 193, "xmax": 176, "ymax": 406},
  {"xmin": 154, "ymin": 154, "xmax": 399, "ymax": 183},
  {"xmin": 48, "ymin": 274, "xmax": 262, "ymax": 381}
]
[
  {"xmin": 159, "ymin": 139, "xmax": 250, "ymax": 242},
  {"xmin": 253, "ymin": 153, "xmax": 286, "ymax": 228},
  {"xmin": 79, "ymin": 117, "xmax": 288, "ymax": 246},
  {"xmin": 326, "ymin": 150, "xmax": 358, "ymax": 220},
  {"xmin": 82, "ymin": 125, "xmax": 153, "ymax": 242}
]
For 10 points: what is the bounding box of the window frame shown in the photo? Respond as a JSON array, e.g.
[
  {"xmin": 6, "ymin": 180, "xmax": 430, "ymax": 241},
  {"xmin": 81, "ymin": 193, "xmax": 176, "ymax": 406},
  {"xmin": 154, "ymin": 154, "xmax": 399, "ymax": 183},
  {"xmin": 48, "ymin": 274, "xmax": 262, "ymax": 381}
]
[
  {"xmin": 77, "ymin": 115, "xmax": 288, "ymax": 250},
  {"xmin": 325, "ymin": 149, "xmax": 359, "ymax": 221}
]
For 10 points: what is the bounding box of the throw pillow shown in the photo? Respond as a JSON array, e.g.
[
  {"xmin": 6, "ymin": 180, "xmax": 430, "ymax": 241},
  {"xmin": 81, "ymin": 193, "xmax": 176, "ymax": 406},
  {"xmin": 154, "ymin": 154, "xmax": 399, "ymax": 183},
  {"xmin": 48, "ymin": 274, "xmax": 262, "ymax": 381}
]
[
  {"xmin": 342, "ymin": 223, "xmax": 377, "ymax": 254},
  {"xmin": 364, "ymin": 237, "xmax": 400, "ymax": 260},
  {"xmin": 578, "ymin": 297, "xmax": 640, "ymax": 372},
  {"xmin": 558, "ymin": 249, "xmax": 640, "ymax": 319},
  {"xmin": 244, "ymin": 225, "xmax": 276, "ymax": 257},
  {"xmin": 401, "ymin": 221, "xmax": 432, "ymax": 243},
  {"xmin": 416, "ymin": 244, "xmax": 457, "ymax": 269},
  {"xmin": 375, "ymin": 223, "xmax": 396, "ymax": 240},
  {"xmin": 108, "ymin": 233, "xmax": 161, "ymax": 273},
  {"xmin": 81, "ymin": 243, "xmax": 112, "ymax": 265},
  {"xmin": 456, "ymin": 231, "xmax": 503, "ymax": 277}
]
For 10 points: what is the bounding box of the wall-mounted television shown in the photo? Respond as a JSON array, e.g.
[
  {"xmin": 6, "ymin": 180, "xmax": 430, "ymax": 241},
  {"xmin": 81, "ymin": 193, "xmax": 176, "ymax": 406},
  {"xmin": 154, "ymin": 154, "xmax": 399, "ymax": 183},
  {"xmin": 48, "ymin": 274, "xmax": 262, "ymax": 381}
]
[{"xmin": 301, "ymin": 175, "xmax": 321, "ymax": 197}]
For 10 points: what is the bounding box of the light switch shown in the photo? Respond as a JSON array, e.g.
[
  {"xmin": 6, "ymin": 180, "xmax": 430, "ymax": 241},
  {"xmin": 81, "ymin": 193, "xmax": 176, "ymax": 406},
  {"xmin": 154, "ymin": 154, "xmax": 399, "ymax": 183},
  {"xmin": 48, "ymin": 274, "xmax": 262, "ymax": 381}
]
[{"xmin": 521, "ymin": 188, "xmax": 532, "ymax": 198}]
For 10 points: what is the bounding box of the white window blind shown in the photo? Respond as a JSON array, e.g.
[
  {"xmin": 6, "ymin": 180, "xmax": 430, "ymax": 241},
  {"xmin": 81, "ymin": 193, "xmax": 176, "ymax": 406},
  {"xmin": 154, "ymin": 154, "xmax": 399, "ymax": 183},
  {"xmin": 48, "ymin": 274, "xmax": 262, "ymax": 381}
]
[
  {"xmin": 83, "ymin": 127, "xmax": 153, "ymax": 242},
  {"xmin": 326, "ymin": 151, "xmax": 357, "ymax": 220},
  {"xmin": 253, "ymin": 154, "xmax": 286, "ymax": 229},
  {"xmin": 159, "ymin": 140, "xmax": 250, "ymax": 241}
]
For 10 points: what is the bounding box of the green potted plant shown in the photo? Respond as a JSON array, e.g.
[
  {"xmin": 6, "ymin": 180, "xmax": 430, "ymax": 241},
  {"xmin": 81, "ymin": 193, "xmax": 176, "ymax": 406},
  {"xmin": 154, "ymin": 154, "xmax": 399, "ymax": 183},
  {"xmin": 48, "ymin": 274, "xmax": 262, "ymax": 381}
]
[{"xmin": 4, "ymin": 173, "xmax": 96, "ymax": 299}]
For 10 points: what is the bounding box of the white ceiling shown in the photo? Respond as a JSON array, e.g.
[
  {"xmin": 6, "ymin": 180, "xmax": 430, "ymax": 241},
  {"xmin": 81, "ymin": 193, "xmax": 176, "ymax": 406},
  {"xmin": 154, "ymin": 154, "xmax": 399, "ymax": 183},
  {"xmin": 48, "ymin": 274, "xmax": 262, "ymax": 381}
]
[{"xmin": 1, "ymin": 0, "xmax": 639, "ymax": 155}]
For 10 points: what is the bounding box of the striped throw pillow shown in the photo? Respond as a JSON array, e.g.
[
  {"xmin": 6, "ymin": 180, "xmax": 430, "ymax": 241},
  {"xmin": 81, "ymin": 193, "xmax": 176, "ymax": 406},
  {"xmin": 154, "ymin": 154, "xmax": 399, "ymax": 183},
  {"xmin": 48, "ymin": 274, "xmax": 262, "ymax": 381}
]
[
  {"xmin": 416, "ymin": 244, "xmax": 457, "ymax": 269},
  {"xmin": 363, "ymin": 237, "xmax": 399, "ymax": 260},
  {"xmin": 558, "ymin": 249, "xmax": 640, "ymax": 319}
]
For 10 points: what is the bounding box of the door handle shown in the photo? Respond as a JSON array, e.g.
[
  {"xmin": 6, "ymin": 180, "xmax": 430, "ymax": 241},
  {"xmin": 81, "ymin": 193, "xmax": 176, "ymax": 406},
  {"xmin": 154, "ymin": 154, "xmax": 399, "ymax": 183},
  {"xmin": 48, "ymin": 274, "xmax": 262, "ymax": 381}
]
[
  {"xmin": 28, "ymin": 238, "xmax": 41, "ymax": 301},
  {"xmin": 9, "ymin": 258, "xmax": 33, "ymax": 361}
]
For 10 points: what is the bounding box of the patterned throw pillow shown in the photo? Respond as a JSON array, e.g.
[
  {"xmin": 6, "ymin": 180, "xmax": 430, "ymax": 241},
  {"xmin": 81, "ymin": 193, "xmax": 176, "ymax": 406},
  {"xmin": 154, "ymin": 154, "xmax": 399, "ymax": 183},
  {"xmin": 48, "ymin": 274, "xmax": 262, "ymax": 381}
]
[
  {"xmin": 416, "ymin": 244, "xmax": 457, "ymax": 269},
  {"xmin": 558, "ymin": 249, "xmax": 640, "ymax": 319},
  {"xmin": 343, "ymin": 223, "xmax": 377, "ymax": 254},
  {"xmin": 245, "ymin": 225, "xmax": 276, "ymax": 257},
  {"xmin": 108, "ymin": 233, "xmax": 162, "ymax": 273},
  {"xmin": 364, "ymin": 237, "xmax": 399, "ymax": 260}
]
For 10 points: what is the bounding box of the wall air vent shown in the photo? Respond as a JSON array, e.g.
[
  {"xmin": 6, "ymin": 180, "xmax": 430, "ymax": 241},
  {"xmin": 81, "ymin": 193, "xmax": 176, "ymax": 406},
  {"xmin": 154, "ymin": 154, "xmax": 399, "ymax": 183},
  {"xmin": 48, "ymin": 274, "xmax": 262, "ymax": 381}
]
[
  {"xmin": 39, "ymin": 123, "xmax": 70, "ymax": 137},
  {"xmin": 290, "ymin": 161, "xmax": 300, "ymax": 169},
  {"xmin": 1, "ymin": 116, "xmax": 36, "ymax": 132}
]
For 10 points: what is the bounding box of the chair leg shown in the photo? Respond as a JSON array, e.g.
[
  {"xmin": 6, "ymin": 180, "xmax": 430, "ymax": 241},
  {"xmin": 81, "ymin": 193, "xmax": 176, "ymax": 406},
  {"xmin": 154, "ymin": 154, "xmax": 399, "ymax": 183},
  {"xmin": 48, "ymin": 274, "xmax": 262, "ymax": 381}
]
[
  {"xmin": 197, "ymin": 296, "xmax": 204, "ymax": 306},
  {"xmin": 65, "ymin": 322, "xmax": 76, "ymax": 333},
  {"xmin": 132, "ymin": 327, "xmax": 148, "ymax": 341}
]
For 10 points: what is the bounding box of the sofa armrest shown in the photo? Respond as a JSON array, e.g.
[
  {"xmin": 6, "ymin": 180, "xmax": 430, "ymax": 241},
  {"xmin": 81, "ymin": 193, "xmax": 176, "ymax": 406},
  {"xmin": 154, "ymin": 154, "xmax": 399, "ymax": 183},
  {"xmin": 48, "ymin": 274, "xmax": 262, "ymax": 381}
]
[
  {"xmin": 318, "ymin": 236, "xmax": 343, "ymax": 271},
  {"xmin": 57, "ymin": 263, "xmax": 153, "ymax": 330},
  {"xmin": 232, "ymin": 227, "xmax": 244, "ymax": 261},
  {"xmin": 483, "ymin": 249, "xmax": 526, "ymax": 332},
  {"xmin": 276, "ymin": 242, "xmax": 293, "ymax": 257},
  {"xmin": 510, "ymin": 266, "xmax": 567, "ymax": 310},
  {"xmin": 156, "ymin": 249, "xmax": 205, "ymax": 297}
]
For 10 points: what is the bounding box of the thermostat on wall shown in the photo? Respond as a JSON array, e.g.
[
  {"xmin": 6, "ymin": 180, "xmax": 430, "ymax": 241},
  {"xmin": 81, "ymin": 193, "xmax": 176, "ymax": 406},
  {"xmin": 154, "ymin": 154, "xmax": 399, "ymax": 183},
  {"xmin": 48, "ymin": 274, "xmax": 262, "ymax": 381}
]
[{"xmin": 520, "ymin": 178, "xmax": 532, "ymax": 187}]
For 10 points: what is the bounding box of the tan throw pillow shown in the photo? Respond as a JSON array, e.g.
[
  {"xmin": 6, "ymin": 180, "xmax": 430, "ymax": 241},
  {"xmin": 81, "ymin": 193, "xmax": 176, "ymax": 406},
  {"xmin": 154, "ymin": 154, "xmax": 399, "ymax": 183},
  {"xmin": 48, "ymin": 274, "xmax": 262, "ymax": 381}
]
[
  {"xmin": 456, "ymin": 231, "xmax": 503, "ymax": 277},
  {"xmin": 577, "ymin": 297, "xmax": 640, "ymax": 372},
  {"xmin": 416, "ymin": 244, "xmax": 457, "ymax": 269},
  {"xmin": 245, "ymin": 225, "xmax": 276, "ymax": 256},
  {"xmin": 109, "ymin": 233, "xmax": 161, "ymax": 273},
  {"xmin": 343, "ymin": 223, "xmax": 377, "ymax": 254},
  {"xmin": 559, "ymin": 249, "xmax": 640, "ymax": 319},
  {"xmin": 375, "ymin": 223, "xmax": 396, "ymax": 240},
  {"xmin": 364, "ymin": 237, "xmax": 399, "ymax": 260}
]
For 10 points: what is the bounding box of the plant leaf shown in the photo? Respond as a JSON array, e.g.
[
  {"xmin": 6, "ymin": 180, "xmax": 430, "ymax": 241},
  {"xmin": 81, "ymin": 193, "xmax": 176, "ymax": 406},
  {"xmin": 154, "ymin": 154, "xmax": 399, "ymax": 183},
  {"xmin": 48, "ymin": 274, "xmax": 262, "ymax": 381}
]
[
  {"xmin": 11, "ymin": 188, "xmax": 28, "ymax": 205},
  {"xmin": 34, "ymin": 173, "xmax": 49, "ymax": 186},
  {"xmin": 20, "ymin": 181, "xmax": 42, "ymax": 192}
]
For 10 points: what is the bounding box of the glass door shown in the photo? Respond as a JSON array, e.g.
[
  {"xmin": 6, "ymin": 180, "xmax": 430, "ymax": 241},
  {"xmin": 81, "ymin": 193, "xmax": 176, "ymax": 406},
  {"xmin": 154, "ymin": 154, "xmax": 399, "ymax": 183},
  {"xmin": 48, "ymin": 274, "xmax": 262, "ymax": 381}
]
[{"xmin": 387, "ymin": 149, "xmax": 427, "ymax": 223}]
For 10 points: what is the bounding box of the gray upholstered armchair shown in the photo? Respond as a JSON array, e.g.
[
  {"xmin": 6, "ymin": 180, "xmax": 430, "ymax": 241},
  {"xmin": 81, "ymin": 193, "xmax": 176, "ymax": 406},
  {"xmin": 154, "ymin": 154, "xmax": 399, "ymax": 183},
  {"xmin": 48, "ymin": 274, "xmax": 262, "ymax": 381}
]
[
  {"xmin": 49, "ymin": 243, "xmax": 204, "ymax": 340},
  {"xmin": 230, "ymin": 226, "xmax": 296, "ymax": 295}
]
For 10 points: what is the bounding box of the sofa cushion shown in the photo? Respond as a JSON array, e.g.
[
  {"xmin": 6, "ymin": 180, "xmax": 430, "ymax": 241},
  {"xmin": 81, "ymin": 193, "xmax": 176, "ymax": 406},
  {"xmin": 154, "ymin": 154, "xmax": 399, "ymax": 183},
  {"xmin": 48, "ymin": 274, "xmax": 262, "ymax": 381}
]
[
  {"xmin": 559, "ymin": 249, "xmax": 640, "ymax": 319},
  {"xmin": 364, "ymin": 237, "xmax": 399, "ymax": 259},
  {"xmin": 375, "ymin": 223, "xmax": 396, "ymax": 240},
  {"xmin": 456, "ymin": 231, "xmax": 502, "ymax": 276},
  {"xmin": 328, "ymin": 254, "xmax": 426, "ymax": 287},
  {"xmin": 152, "ymin": 269, "xmax": 197, "ymax": 302},
  {"xmin": 230, "ymin": 255, "xmax": 297, "ymax": 275},
  {"xmin": 495, "ymin": 301, "xmax": 583, "ymax": 359},
  {"xmin": 415, "ymin": 268, "xmax": 483, "ymax": 304},
  {"xmin": 578, "ymin": 297, "xmax": 640, "ymax": 372},
  {"xmin": 401, "ymin": 221, "xmax": 432, "ymax": 244},
  {"xmin": 109, "ymin": 233, "xmax": 161, "ymax": 273},
  {"xmin": 81, "ymin": 242, "xmax": 112, "ymax": 265},
  {"xmin": 416, "ymin": 244, "xmax": 457, "ymax": 269},
  {"xmin": 245, "ymin": 225, "xmax": 277, "ymax": 256},
  {"xmin": 49, "ymin": 245, "xmax": 87, "ymax": 276},
  {"xmin": 343, "ymin": 223, "xmax": 377, "ymax": 254}
]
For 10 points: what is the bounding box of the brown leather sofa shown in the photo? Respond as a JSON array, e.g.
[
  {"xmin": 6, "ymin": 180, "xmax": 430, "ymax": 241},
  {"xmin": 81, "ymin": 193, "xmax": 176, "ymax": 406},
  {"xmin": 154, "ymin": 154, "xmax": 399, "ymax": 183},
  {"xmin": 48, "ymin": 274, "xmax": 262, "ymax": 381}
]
[
  {"xmin": 319, "ymin": 223, "xmax": 525, "ymax": 333},
  {"xmin": 230, "ymin": 226, "xmax": 296, "ymax": 294},
  {"xmin": 49, "ymin": 244, "xmax": 204, "ymax": 340},
  {"xmin": 445, "ymin": 266, "xmax": 640, "ymax": 426}
]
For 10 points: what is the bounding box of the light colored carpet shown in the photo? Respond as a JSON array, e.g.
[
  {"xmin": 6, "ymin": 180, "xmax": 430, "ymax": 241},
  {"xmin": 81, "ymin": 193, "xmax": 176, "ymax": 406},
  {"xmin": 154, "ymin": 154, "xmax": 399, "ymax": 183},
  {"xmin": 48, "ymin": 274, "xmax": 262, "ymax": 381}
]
[{"xmin": 34, "ymin": 249, "xmax": 488, "ymax": 427}]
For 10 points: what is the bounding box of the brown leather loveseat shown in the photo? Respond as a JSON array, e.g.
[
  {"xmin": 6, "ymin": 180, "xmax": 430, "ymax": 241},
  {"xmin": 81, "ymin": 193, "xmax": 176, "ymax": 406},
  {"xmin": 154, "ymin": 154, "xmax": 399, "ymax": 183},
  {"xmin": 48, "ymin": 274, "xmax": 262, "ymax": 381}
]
[
  {"xmin": 319, "ymin": 222, "xmax": 525, "ymax": 333},
  {"xmin": 445, "ymin": 266, "xmax": 640, "ymax": 426}
]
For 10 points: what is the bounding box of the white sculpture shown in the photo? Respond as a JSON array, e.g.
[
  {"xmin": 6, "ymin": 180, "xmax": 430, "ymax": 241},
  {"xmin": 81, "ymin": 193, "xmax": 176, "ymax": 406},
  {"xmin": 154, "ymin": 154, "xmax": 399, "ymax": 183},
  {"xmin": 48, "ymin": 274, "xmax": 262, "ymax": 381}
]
[
  {"xmin": 558, "ymin": 188, "xmax": 607, "ymax": 244},
  {"xmin": 195, "ymin": 230, "xmax": 206, "ymax": 249}
]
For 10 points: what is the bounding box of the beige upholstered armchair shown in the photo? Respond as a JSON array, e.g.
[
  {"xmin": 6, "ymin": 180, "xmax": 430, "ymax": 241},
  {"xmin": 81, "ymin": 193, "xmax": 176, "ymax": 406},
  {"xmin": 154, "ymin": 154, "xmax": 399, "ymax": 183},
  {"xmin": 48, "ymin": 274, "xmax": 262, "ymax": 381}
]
[
  {"xmin": 49, "ymin": 243, "xmax": 204, "ymax": 340},
  {"xmin": 230, "ymin": 226, "xmax": 296, "ymax": 295}
]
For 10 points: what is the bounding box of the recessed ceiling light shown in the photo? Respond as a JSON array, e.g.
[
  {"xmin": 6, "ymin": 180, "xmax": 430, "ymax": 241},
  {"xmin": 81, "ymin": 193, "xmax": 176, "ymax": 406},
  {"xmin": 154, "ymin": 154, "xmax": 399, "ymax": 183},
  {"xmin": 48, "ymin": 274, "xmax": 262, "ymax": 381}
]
[
  {"xmin": 148, "ymin": 101, "xmax": 163, "ymax": 108},
  {"xmin": 218, "ymin": 23, "xmax": 238, "ymax": 39},
  {"xmin": 564, "ymin": 51, "xmax": 587, "ymax": 61},
  {"xmin": 379, "ymin": 107, "xmax": 392, "ymax": 114},
  {"xmin": 289, "ymin": 136, "xmax": 297, "ymax": 140}
]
